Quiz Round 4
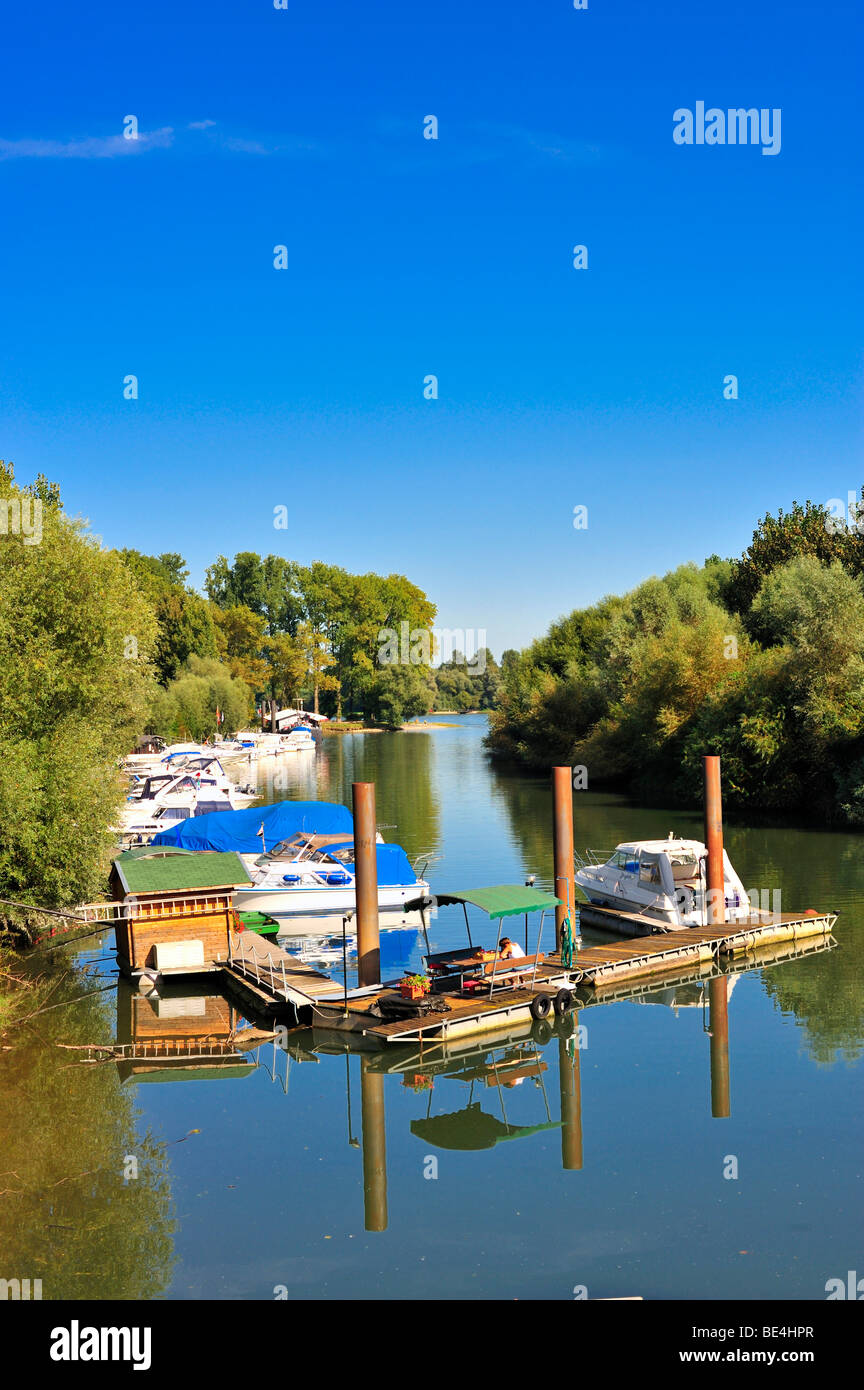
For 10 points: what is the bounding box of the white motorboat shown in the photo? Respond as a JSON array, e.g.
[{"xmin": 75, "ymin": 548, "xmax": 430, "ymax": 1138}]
[
  {"xmin": 115, "ymin": 766, "xmax": 257, "ymax": 847},
  {"xmin": 574, "ymin": 835, "xmax": 751, "ymax": 930},
  {"xmin": 123, "ymin": 741, "xmax": 206, "ymax": 773},
  {"xmin": 233, "ymin": 832, "xmax": 428, "ymax": 933},
  {"xmin": 126, "ymin": 757, "xmax": 256, "ymax": 802},
  {"xmin": 217, "ymin": 730, "xmax": 315, "ymax": 759},
  {"xmin": 279, "ymin": 726, "xmax": 316, "ymax": 753}
]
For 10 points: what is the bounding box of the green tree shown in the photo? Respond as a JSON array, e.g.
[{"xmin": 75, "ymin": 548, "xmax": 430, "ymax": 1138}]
[
  {"xmin": 213, "ymin": 604, "xmax": 270, "ymax": 692},
  {"xmin": 365, "ymin": 662, "xmax": 436, "ymax": 728},
  {"xmin": 726, "ymin": 495, "xmax": 864, "ymax": 617},
  {"xmin": 268, "ymin": 631, "xmax": 308, "ymax": 706},
  {"xmin": 117, "ymin": 549, "xmax": 218, "ymax": 684},
  {"xmin": 148, "ymin": 656, "xmax": 252, "ymax": 741},
  {"xmin": 0, "ymin": 463, "xmax": 157, "ymax": 932}
]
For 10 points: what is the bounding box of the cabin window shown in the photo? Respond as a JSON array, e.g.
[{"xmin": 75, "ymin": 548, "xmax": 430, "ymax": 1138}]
[
  {"xmin": 639, "ymin": 854, "xmax": 663, "ymax": 885},
  {"xmin": 669, "ymin": 856, "xmax": 700, "ymax": 883}
]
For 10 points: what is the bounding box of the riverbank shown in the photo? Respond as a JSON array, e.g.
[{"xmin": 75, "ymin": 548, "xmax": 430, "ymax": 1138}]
[{"xmin": 321, "ymin": 719, "xmax": 462, "ymax": 735}]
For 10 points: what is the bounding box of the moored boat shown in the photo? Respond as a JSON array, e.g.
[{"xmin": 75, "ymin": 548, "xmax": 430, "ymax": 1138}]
[
  {"xmin": 574, "ymin": 835, "xmax": 750, "ymax": 930},
  {"xmin": 235, "ymin": 837, "xmax": 428, "ymax": 930}
]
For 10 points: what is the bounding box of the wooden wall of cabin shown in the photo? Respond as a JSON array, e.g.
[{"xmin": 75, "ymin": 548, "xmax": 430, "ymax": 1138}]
[{"xmin": 115, "ymin": 897, "xmax": 234, "ymax": 974}]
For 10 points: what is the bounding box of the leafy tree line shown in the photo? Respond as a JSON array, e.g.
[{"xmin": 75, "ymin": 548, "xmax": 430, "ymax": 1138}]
[
  {"xmin": 488, "ymin": 493, "xmax": 864, "ymax": 823},
  {"xmin": 0, "ymin": 461, "xmax": 157, "ymax": 933},
  {"xmin": 130, "ymin": 551, "xmax": 505, "ymax": 737},
  {"xmin": 0, "ymin": 460, "xmax": 502, "ymax": 932},
  {"xmin": 135, "ymin": 551, "xmax": 442, "ymax": 734},
  {"xmin": 432, "ymin": 650, "xmax": 502, "ymax": 712}
]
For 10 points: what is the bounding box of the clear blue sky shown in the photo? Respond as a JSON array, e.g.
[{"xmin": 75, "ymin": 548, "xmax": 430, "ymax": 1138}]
[{"xmin": 2, "ymin": 0, "xmax": 861, "ymax": 653}]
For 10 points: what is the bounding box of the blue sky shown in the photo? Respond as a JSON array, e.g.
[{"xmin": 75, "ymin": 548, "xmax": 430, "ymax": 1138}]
[{"xmin": 2, "ymin": 0, "xmax": 861, "ymax": 653}]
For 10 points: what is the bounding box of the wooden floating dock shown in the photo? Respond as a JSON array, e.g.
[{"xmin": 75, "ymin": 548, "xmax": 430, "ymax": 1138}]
[
  {"xmin": 214, "ymin": 907, "xmax": 837, "ymax": 1047},
  {"xmin": 573, "ymin": 907, "xmax": 837, "ymax": 990}
]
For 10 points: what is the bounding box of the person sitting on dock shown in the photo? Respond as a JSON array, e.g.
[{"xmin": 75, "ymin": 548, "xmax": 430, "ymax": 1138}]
[{"xmin": 499, "ymin": 937, "xmax": 525, "ymax": 960}]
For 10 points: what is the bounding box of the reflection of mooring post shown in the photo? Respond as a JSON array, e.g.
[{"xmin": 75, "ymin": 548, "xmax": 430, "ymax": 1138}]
[
  {"xmin": 552, "ymin": 767, "xmax": 575, "ymax": 953},
  {"xmin": 703, "ymin": 757, "xmax": 730, "ymax": 1115},
  {"xmin": 708, "ymin": 978, "xmax": 731, "ymax": 1118},
  {"xmin": 558, "ymin": 1025, "xmax": 583, "ymax": 1170},
  {"xmin": 353, "ymin": 781, "xmax": 380, "ymax": 987},
  {"xmin": 360, "ymin": 1057, "xmax": 388, "ymax": 1231}
]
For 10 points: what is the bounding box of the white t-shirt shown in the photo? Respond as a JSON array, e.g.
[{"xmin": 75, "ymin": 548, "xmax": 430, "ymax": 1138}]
[{"xmin": 505, "ymin": 941, "xmax": 526, "ymax": 959}]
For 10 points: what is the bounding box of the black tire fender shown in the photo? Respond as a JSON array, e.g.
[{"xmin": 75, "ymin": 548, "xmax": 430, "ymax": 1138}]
[
  {"xmin": 553, "ymin": 988, "xmax": 573, "ymax": 1016},
  {"xmin": 530, "ymin": 993, "xmax": 552, "ymax": 1021}
]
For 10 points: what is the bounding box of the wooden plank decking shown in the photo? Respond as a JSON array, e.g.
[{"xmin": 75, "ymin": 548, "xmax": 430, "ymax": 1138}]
[{"xmin": 215, "ymin": 911, "xmax": 837, "ymax": 1045}]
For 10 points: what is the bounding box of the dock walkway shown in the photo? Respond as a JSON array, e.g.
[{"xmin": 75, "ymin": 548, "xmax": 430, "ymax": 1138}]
[{"xmin": 214, "ymin": 908, "xmax": 836, "ymax": 1046}]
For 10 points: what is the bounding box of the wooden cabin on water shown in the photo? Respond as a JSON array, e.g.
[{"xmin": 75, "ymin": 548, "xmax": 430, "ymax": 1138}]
[{"xmin": 110, "ymin": 847, "xmax": 251, "ymax": 977}]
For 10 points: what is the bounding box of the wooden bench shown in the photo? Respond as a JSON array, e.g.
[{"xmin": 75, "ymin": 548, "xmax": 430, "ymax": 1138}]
[{"xmin": 464, "ymin": 953, "xmax": 546, "ymax": 992}]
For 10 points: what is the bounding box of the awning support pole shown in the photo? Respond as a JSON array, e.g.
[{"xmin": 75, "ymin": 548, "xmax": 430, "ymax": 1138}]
[{"xmin": 462, "ymin": 901, "xmax": 473, "ymax": 949}]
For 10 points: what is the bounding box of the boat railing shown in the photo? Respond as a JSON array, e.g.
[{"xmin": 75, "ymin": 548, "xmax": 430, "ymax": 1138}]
[
  {"xmin": 412, "ymin": 849, "xmax": 442, "ymax": 880},
  {"xmin": 573, "ymin": 848, "xmax": 614, "ymax": 870}
]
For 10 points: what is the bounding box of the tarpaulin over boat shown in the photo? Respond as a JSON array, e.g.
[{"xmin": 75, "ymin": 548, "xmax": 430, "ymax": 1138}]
[
  {"xmin": 326, "ymin": 842, "xmax": 418, "ymax": 885},
  {"xmin": 150, "ymin": 800, "xmax": 353, "ymax": 853}
]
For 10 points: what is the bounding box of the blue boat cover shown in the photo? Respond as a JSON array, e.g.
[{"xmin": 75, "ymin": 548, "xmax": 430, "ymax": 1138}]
[
  {"xmin": 151, "ymin": 800, "xmax": 353, "ymax": 853},
  {"xmin": 327, "ymin": 841, "xmax": 417, "ymax": 886}
]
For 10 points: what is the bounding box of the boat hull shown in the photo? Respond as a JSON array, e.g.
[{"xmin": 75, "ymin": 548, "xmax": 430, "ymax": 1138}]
[{"xmin": 233, "ymin": 881, "xmax": 428, "ymax": 932}]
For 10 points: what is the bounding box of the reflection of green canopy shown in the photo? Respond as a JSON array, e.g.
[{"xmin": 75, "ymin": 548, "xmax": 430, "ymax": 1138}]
[
  {"xmin": 405, "ymin": 885, "xmax": 562, "ymax": 920},
  {"xmin": 411, "ymin": 1102, "xmax": 561, "ymax": 1151}
]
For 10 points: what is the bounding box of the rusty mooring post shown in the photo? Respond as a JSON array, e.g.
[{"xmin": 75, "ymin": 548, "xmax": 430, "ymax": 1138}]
[
  {"xmin": 708, "ymin": 977, "xmax": 731, "ymax": 1118},
  {"xmin": 360, "ymin": 1057, "xmax": 388, "ymax": 1230},
  {"xmin": 353, "ymin": 781, "xmax": 380, "ymax": 987},
  {"xmin": 703, "ymin": 756, "xmax": 730, "ymax": 1116},
  {"xmin": 703, "ymin": 755, "xmax": 725, "ymax": 927},
  {"xmin": 552, "ymin": 767, "xmax": 575, "ymax": 953}
]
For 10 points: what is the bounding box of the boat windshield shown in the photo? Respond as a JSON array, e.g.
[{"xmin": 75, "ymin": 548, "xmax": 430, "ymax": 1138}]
[{"xmin": 258, "ymin": 833, "xmax": 309, "ymax": 861}]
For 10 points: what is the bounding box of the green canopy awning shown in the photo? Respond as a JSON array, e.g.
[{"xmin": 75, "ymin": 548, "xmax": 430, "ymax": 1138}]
[{"xmin": 405, "ymin": 885, "xmax": 562, "ymax": 920}]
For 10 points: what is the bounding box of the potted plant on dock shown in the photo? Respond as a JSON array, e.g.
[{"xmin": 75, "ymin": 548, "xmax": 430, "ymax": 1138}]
[{"xmin": 400, "ymin": 973, "xmax": 431, "ymax": 1001}]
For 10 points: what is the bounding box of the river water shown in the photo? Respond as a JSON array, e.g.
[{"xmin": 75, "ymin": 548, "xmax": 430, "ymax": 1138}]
[{"xmin": 3, "ymin": 715, "xmax": 861, "ymax": 1301}]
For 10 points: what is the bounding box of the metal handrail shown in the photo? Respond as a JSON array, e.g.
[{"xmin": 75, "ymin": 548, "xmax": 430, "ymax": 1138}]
[
  {"xmin": 573, "ymin": 848, "xmax": 615, "ymax": 870},
  {"xmin": 229, "ymin": 927, "xmax": 297, "ymax": 1002}
]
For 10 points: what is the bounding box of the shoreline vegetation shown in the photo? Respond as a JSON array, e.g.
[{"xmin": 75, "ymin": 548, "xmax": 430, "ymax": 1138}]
[
  {"xmin": 0, "ymin": 460, "xmax": 498, "ymax": 958},
  {"xmin": 488, "ymin": 491, "xmax": 864, "ymax": 827}
]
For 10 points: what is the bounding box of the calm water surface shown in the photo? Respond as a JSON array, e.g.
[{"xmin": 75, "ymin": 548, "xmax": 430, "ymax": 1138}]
[{"xmin": 4, "ymin": 716, "xmax": 862, "ymax": 1300}]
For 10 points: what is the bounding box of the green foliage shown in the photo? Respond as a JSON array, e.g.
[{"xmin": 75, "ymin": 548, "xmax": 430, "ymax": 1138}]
[
  {"xmin": 489, "ymin": 530, "xmax": 864, "ymax": 823},
  {"xmin": 0, "ymin": 464, "xmax": 158, "ymax": 926},
  {"xmin": 117, "ymin": 549, "xmax": 218, "ymax": 684},
  {"xmin": 365, "ymin": 662, "xmax": 437, "ymax": 728},
  {"xmin": 726, "ymin": 494, "xmax": 864, "ymax": 616},
  {"xmin": 433, "ymin": 649, "xmax": 502, "ymax": 711},
  {"xmin": 148, "ymin": 656, "xmax": 252, "ymax": 741},
  {"xmin": 202, "ymin": 552, "xmax": 439, "ymax": 719}
]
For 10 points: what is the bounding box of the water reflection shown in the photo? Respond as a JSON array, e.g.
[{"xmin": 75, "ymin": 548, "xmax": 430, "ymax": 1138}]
[
  {"xmin": 92, "ymin": 928, "xmax": 836, "ymax": 1236},
  {"xmin": 245, "ymin": 733, "xmax": 443, "ymax": 868},
  {"xmin": 0, "ymin": 965, "xmax": 177, "ymax": 1300},
  {"xmin": 14, "ymin": 716, "xmax": 859, "ymax": 1299},
  {"xmin": 115, "ymin": 979, "xmax": 257, "ymax": 1084}
]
